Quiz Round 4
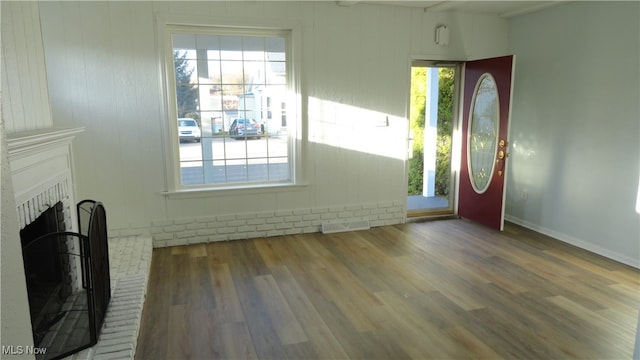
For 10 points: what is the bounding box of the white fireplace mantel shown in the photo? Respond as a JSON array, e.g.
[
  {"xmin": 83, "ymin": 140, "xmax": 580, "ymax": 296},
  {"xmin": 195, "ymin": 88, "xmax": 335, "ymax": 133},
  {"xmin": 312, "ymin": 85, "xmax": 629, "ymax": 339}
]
[
  {"xmin": 8, "ymin": 127, "xmax": 84, "ymax": 229},
  {"xmin": 7, "ymin": 127, "xmax": 84, "ymax": 158}
]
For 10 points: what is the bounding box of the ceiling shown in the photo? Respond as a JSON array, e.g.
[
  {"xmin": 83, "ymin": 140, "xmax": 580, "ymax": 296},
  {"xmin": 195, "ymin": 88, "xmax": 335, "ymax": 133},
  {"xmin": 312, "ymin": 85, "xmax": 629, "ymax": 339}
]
[{"xmin": 338, "ymin": 1, "xmax": 565, "ymax": 18}]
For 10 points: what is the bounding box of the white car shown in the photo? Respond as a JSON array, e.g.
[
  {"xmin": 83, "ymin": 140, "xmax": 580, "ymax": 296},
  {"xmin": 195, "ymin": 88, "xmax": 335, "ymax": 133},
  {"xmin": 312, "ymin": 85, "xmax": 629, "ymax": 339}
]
[{"xmin": 178, "ymin": 118, "xmax": 201, "ymax": 143}]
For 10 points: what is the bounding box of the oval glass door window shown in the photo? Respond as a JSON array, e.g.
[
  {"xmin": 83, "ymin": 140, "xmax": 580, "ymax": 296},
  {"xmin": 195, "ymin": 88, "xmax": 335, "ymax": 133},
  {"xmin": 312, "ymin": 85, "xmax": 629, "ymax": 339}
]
[{"xmin": 468, "ymin": 73, "xmax": 499, "ymax": 194}]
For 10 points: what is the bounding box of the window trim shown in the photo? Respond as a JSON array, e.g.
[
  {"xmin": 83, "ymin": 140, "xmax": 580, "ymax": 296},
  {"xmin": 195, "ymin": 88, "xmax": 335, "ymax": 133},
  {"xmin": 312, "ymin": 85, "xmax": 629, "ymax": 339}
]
[{"xmin": 156, "ymin": 14, "xmax": 303, "ymax": 194}]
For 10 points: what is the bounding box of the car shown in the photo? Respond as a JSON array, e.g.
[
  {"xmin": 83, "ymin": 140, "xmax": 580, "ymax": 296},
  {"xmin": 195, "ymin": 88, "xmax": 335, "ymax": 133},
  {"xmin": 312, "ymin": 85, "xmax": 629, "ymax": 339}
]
[
  {"xmin": 178, "ymin": 118, "xmax": 201, "ymax": 142},
  {"xmin": 229, "ymin": 118, "xmax": 263, "ymax": 140}
]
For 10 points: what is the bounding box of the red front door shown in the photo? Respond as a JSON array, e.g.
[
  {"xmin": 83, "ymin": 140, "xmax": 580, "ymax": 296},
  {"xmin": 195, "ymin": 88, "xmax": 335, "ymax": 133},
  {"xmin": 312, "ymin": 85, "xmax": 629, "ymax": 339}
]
[{"xmin": 458, "ymin": 55, "xmax": 515, "ymax": 230}]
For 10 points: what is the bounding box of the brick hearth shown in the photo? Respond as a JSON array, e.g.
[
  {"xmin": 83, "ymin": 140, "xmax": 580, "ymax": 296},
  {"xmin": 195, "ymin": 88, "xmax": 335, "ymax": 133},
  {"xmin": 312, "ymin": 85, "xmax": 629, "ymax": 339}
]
[{"xmin": 68, "ymin": 235, "xmax": 152, "ymax": 360}]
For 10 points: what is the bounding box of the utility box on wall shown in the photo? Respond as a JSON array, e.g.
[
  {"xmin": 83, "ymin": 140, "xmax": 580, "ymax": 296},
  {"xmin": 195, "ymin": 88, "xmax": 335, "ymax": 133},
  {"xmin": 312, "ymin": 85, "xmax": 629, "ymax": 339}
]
[{"xmin": 435, "ymin": 25, "xmax": 450, "ymax": 46}]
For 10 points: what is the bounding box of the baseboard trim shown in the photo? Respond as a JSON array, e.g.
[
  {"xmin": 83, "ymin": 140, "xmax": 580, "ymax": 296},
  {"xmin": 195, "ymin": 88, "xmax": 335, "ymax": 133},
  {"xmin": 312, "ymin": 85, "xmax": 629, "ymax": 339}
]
[{"xmin": 505, "ymin": 215, "xmax": 639, "ymax": 269}]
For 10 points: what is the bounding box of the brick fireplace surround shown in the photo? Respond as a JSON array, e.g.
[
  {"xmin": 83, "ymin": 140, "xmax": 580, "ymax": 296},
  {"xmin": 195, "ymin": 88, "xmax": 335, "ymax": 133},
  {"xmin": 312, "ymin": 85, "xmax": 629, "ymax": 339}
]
[{"xmin": 8, "ymin": 128, "xmax": 152, "ymax": 360}]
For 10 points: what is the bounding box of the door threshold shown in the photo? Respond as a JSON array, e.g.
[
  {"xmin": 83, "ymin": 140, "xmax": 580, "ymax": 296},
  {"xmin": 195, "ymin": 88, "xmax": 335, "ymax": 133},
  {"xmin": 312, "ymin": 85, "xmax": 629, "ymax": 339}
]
[
  {"xmin": 406, "ymin": 213, "xmax": 457, "ymax": 223},
  {"xmin": 407, "ymin": 209, "xmax": 455, "ymax": 219}
]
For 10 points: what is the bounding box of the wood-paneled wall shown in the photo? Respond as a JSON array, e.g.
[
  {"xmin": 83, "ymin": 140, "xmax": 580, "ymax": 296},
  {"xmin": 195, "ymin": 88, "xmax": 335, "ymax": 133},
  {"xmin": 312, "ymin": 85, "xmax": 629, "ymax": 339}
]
[
  {"xmin": 1, "ymin": 1, "xmax": 53, "ymax": 133},
  {"xmin": 36, "ymin": 1, "xmax": 508, "ymax": 232}
]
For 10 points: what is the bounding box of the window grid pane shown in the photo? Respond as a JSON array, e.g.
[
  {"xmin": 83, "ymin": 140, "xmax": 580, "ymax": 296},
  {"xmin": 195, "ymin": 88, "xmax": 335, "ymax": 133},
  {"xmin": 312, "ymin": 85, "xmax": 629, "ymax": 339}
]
[{"xmin": 173, "ymin": 32, "xmax": 290, "ymax": 187}]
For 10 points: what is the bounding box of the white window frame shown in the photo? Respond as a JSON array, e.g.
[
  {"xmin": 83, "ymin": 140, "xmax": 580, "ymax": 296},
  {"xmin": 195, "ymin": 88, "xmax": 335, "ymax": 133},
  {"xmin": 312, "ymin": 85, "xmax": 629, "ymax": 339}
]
[{"xmin": 157, "ymin": 15, "xmax": 303, "ymax": 194}]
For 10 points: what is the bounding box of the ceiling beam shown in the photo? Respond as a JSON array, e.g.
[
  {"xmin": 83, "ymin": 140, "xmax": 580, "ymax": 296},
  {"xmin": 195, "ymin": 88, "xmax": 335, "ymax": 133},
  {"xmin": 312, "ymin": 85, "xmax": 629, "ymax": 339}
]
[
  {"xmin": 498, "ymin": 1, "xmax": 566, "ymax": 18},
  {"xmin": 423, "ymin": 1, "xmax": 458, "ymax": 12}
]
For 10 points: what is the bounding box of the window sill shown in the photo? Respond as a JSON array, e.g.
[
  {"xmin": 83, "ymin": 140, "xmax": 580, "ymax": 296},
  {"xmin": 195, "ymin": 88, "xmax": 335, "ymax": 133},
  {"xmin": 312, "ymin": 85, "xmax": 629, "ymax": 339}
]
[{"xmin": 160, "ymin": 182, "xmax": 309, "ymax": 199}]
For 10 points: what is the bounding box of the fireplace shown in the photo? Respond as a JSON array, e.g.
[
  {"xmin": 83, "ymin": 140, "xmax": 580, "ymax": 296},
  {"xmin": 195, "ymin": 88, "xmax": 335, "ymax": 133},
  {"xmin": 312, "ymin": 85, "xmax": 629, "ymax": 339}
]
[
  {"xmin": 20, "ymin": 200, "xmax": 111, "ymax": 359},
  {"xmin": 6, "ymin": 127, "xmax": 107, "ymax": 360},
  {"xmin": 8, "ymin": 128, "xmax": 150, "ymax": 360},
  {"xmin": 19, "ymin": 200, "xmax": 111, "ymax": 360}
]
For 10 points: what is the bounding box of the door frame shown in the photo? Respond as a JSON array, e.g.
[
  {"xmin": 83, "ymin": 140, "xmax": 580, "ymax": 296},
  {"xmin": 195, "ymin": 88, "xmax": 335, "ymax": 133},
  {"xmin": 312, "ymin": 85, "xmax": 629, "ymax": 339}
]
[
  {"xmin": 404, "ymin": 56, "xmax": 514, "ymax": 227},
  {"xmin": 405, "ymin": 58, "xmax": 464, "ymax": 218}
]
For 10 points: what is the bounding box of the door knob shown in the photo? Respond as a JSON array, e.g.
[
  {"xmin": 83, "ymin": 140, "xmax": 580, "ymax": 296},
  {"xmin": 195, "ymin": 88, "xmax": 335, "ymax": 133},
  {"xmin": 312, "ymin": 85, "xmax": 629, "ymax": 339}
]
[{"xmin": 496, "ymin": 140, "xmax": 510, "ymax": 176}]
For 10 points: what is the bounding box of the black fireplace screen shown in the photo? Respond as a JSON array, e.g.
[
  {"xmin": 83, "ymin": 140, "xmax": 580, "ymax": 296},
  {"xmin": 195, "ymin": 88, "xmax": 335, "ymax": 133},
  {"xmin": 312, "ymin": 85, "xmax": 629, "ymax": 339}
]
[{"xmin": 20, "ymin": 200, "xmax": 111, "ymax": 360}]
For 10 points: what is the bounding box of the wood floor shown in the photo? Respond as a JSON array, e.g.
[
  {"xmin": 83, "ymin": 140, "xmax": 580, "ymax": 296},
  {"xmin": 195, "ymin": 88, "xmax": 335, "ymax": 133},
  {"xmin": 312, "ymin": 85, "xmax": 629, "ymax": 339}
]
[{"xmin": 135, "ymin": 219, "xmax": 640, "ymax": 359}]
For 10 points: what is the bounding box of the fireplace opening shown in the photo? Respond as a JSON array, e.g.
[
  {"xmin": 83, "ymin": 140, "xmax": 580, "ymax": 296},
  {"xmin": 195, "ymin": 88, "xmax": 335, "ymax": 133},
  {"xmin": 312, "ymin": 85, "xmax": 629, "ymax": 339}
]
[
  {"xmin": 20, "ymin": 202, "xmax": 68, "ymax": 347},
  {"xmin": 19, "ymin": 200, "xmax": 111, "ymax": 360}
]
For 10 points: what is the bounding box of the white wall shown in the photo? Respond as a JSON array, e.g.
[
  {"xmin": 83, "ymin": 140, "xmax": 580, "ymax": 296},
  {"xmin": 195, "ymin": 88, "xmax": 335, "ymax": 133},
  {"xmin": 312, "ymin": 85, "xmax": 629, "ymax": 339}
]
[
  {"xmin": 38, "ymin": 1, "xmax": 509, "ymax": 240},
  {"xmin": 506, "ymin": 1, "xmax": 640, "ymax": 267},
  {"xmin": 1, "ymin": 1, "xmax": 53, "ymax": 133},
  {"xmin": 0, "ymin": 1, "xmax": 43, "ymax": 355}
]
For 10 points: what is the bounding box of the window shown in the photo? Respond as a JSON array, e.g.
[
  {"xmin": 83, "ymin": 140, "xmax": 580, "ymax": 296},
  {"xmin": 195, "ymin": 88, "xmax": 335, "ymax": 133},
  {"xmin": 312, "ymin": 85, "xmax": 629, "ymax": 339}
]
[{"xmin": 166, "ymin": 25, "xmax": 297, "ymax": 190}]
